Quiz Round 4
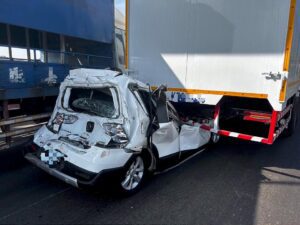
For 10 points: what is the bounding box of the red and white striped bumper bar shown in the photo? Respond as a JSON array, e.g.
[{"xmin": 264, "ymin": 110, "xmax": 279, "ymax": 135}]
[{"xmin": 200, "ymin": 104, "xmax": 293, "ymax": 145}]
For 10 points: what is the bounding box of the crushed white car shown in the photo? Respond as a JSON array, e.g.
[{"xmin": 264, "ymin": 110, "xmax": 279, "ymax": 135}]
[{"xmin": 25, "ymin": 69, "xmax": 211, "ymax": 194}]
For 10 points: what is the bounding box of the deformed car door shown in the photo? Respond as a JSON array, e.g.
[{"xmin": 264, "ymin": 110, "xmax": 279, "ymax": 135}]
[
  {"xmin": 152, "ymin": 121, "xmax": 180, "ymax": 158},
  {"xmin": 151, "ymin": 85, "xmax": 210, "ymax": 158},
  {"xmin": 151, "ymin": 86, "xmax": 180, "ymax": 158},
  {"xmin": 179, "ymin": 124, "xmax": 210, "ymax": 151}
]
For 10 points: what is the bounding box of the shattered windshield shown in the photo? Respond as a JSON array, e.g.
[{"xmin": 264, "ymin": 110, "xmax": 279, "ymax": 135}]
[{"xmin": 66, "ymin": 87, "xmax": 119, "ymax": 118}]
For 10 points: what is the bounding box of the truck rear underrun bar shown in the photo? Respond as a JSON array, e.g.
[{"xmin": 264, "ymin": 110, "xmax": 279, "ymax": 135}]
[
  {"xmin": 200, "ymin": 124, "xmax": 269, "ymax": 144},
  {"xmin": 200, "ymin": 104, "xmax": 293, "ymax": 145}
]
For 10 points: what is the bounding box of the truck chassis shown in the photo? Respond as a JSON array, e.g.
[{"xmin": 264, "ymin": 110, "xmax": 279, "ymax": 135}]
[{"xmin": 200, "ymin": 98, "xmax": 297, "ymax": 144}]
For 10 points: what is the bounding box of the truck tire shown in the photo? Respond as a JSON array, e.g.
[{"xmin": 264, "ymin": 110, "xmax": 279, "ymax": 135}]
[
  {"xmin": 210, "ymin": 133, "xmax": 220, "ymax": 144},
  {"xmin": 283, "ymin": 100, "xmax": 298, "ymax": 137}
]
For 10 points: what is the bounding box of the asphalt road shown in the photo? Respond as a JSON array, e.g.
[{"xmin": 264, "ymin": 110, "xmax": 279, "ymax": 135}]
[{"xmin": 1, "ymin": 129, "xmax": 300, "ymax": 224}]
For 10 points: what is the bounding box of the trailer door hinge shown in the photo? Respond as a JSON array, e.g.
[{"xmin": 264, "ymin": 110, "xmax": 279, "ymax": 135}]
[{"xmin": 262, "ymin": 72, "xmax": 282, "ymax": 81}]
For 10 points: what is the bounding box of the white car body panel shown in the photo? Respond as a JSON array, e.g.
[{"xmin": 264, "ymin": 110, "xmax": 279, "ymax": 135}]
[
  {"xmin": 34, "ymin": 69, "xmax": 150, "ymax": 173},
  {"xmin": 152, "ymin": 122, "xmax": 180, "ymax": 158},
  {"xmin": 33, "ymin": 69, "xmax": 210, "ymax": 175},
  {"xmin": 179, "ymin": 125, "xmax": 211, "ymax": 151},
  {"xmin": 34, "ymin": 126, "xmax": 132, "ymax": 173}
]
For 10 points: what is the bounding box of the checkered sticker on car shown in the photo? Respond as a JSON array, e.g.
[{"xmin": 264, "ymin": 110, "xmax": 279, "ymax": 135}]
[{"xmin": 41, "ymin": 147, "xmax": 64, "ymax": 166}]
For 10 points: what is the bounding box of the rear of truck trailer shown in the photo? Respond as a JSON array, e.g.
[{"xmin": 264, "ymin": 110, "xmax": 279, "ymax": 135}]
[{"xmin": 127, "ymin": 0, "xmax": 300, "ymax": 144}]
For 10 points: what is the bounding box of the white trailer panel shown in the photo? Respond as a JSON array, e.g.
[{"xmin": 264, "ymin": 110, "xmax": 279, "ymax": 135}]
[
  {"xmin": 287, "ymin": 0, "xmax": 300, "ymax": 100},
  {"xmin": 128, "ymin": 0, "xmax": 300, "ymax": 111}
]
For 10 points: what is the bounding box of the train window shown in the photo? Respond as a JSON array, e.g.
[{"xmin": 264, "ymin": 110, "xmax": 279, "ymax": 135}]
[
  {"xmin": 29, "ymin": 29, "xmax": 43, "ymax": 49},
  {"xmin": 10, "ymin": 25, "xmax": 26, "ymax": 47},
  {"xmin": 0, "ymin": 46, "xmax": 9, "ymax": 59},
  {"xmin": 47, "ymin": 32, "xmax": 60, "ymax": 51},
  {"xmin": 11, "ymin": 47, "xmax": 27, "ymax": 60},
  {"xmin": 0, "ymin": 23, "xmax": 7, "ymax": 45},
  {"xmin": 65, "ymin": 36, "xmax": 112, "ymax": 56}
]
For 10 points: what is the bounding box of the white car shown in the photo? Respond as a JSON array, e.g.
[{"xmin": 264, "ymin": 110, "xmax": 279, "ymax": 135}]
[{"xmin": 25, "ymin": 69, "xmax": 210, "ymax": 194}]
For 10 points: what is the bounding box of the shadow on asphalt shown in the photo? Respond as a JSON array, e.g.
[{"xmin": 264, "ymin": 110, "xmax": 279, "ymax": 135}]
[
  {"xmin": 0, "ymin": 115, "xmax": 300, "ymax": 224},
  {"xmin": 67, "ymin": 133, "xmax": 300, "ymax": 224},
  {"xmin": 0, "ymin": 146, "xmax": 27, "ymax": 172}
]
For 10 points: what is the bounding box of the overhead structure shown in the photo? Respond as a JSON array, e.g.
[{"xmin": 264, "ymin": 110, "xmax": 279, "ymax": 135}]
[{"xmin": 0, "ymin": 0, "xmax": 114, "ymax": 43}]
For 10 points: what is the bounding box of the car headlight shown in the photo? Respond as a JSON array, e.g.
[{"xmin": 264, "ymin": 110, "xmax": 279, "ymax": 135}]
[{"xmin": 101, "ymin": 123, "xmax": 128, "ymax": 148}]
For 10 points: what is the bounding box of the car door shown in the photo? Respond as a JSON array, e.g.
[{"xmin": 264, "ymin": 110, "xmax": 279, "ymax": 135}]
[
  {"xmin": 162, "ymin": 100, "xmax": 210, "ymax": 153},
  {"xmin": 152, "ymin": 87, "xmax": 180, "ymax": 158},
  {"xmin": 179, "ymin": 123, "xmax": 210, "ymax": 152}
]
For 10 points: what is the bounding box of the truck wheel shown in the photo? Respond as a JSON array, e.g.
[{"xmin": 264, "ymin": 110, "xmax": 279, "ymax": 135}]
[
  {"xmin": 210, "ymin": 133, "xmax": 220, "ymax": 144},
  {"xmin": 119, "ymin": 155, "xmax": 146, "ymax": 195},
  {"xmin": 283, "ymin": 103, "xmax": 298, "ymax": 137}
]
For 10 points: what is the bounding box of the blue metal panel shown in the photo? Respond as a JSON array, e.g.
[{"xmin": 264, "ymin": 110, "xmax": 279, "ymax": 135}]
[
  {"xmin": 0, "ymin": 0, "xmax": 114, "ymax": 43},
  {"xmin": 0, "ymin": 87, "xmax": 60, "ymax": 100},
  {"xmin": 34, "ymin": 63, "xmax": 69, "ymax": 87},
  {"xmin": 0, "ymin": 61, "xmax": 35, "ymax": 89},
  {"xmin": 0, "ymin": 61, "xmax": 69, "ymax": 100}
]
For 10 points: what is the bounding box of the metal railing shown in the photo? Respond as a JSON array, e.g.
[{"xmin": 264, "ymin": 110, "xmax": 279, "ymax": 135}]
[
  {"xmin": 0, "ymin": 113, "xmax": 51, "ymax": 150},
  {"xmin": 0, "ymin": 45, "xmax": 112, "ymax": 69}
]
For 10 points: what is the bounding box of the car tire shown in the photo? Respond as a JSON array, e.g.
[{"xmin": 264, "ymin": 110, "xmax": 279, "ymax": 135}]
[{"xmin": 118, "ymin": 154, "xmax": 147, "ymax": 195}]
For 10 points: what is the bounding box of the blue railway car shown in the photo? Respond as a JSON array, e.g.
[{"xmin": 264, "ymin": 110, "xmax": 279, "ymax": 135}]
[{"xmin": 0, "ymin": 0, "xmax": 117, "ymax": 148}]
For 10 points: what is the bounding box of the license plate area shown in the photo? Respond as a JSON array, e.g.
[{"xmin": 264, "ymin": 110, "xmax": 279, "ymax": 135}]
[{"xmin": 41, "ymin": 147, "xmax": 65, "ymax": 168}]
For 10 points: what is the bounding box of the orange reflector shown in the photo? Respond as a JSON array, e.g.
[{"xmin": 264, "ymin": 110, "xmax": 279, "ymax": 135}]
[
  {"xmin": 283, "ymin": 0, "xmax": 297, "ymax": 71},
  {"xmin": 151, "ymin": 87, "xmax": 268, "ymax": 99},
  {"xmin": 280, "ymin": 79, "xmax": 288, "ymax": 102}
]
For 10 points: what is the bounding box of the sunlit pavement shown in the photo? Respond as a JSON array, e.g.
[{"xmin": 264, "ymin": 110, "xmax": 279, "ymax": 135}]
[{"xmin": 1, "ymin": 126, "xmax": 300, "ymax": 225}]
